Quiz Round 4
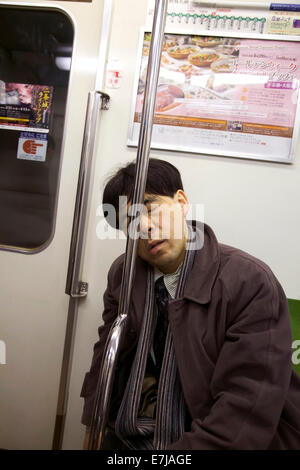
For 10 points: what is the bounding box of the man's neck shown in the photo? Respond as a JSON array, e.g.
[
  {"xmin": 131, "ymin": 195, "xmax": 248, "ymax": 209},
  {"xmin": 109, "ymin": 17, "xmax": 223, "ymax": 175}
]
[
  {"xmin": 156, "ymin": 250, "xmax": 185, "ymax": 274},
  {"xmin": 155, "ymin": 259, "xmax": 183, "ymax": 277}
]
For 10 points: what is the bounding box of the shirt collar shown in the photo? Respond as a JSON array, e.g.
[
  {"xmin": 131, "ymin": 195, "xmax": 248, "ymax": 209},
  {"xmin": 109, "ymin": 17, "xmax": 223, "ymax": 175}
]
[{"xmin": 154, "ymin": 262, "xmax": 183, "ymax": 299}]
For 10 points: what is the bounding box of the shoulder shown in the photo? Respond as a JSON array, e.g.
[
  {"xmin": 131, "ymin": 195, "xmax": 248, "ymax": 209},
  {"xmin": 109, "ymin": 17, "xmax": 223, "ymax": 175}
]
[
  {"xmin": 217, "ymin": 243, "xmax": 286, "ymax": 316},
  {"xmin": 107, "ymin": 253, "xmax": 125, "ymax": 285},
  {"xmin": 219, "ymin": 243, "xmax": 276, "ymax": 280},
  {"xmin": 108, "ymin": 252, "xmax": 125, "ymax": 274}
]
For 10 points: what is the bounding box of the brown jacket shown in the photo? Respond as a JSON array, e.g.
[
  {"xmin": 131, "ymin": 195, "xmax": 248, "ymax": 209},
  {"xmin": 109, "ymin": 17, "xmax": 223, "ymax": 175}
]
[{"xmin": 80, "ymin": 223, "xmax": 300, "ymax": 449}]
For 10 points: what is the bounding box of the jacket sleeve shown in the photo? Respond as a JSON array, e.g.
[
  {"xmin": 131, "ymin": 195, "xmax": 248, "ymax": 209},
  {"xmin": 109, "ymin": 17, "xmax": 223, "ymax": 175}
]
[
  {"xmin": 80, "ymin": 262, "xmax": 120, "ymax": 427},
  {"xmin": 168, "ymin": 265, "xmax": 293, "ymax": 450}
]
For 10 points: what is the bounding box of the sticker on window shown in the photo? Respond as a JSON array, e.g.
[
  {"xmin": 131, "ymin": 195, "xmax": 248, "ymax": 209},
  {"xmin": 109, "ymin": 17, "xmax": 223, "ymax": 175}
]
[{"xmin": 17, "ymin": 132, "xmax": 48, "ymax": 162}]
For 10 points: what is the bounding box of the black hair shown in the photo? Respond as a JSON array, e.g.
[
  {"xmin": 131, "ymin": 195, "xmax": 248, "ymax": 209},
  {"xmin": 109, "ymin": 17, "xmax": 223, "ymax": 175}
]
[{"xmin": 103, "ymin": 158, "xmax": 184, "ymax": 229}]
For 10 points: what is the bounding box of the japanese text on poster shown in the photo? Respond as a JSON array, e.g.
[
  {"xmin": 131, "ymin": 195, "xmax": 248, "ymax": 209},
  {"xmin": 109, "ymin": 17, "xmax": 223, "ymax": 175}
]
[
  {"xmin": 128, "ymin": 32, "xmax": 300, "ymax": 162},
  {"xmin": 146, "ymin": 0, "xmax": 300, "ymax": 36}
]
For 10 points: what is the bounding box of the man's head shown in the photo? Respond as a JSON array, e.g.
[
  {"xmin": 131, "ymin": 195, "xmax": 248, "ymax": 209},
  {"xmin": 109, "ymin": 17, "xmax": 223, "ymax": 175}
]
[{"xmin": 103, "ymin": 159, "xmax": 189, "ymax": 274}]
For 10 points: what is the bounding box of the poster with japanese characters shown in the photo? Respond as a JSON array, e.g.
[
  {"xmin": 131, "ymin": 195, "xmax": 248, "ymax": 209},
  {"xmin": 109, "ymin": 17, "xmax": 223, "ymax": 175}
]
[
  {"xmin": 146, "ymin": 0, "xmax": 269, "ymax": 34},
  {"xmin": 0, "ymin": 81, "xmax": 53, "ymax": 132},
  {"xmin": 127, "ymin": 31, "xmax": 300, "ymax": 162},
  {"xmin": 146, "ymin": 0, "xmax": 300, "ymax": 36}
]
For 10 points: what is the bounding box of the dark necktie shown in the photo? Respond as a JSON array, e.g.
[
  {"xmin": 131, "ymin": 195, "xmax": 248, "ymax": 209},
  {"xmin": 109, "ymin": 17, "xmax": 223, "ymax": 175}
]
[{"xmin": 153, "ymin": 276, "xmax": 169, "ymax": 372}]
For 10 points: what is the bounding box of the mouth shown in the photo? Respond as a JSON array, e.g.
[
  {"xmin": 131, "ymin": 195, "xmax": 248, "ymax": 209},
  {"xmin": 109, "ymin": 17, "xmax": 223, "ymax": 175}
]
[{"xmin": 148, "ymin": 239, "xmax": 166, "ymax": 255}]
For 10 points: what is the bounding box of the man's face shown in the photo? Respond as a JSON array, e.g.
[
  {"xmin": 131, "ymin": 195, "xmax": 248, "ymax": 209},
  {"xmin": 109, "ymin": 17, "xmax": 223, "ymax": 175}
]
[
  {"xmin": 126, "ymin": 190, "xmax": 189, "ymax": 274},
  {"xmin": 6, "ymin": 83, "xmax": 33, "ymax": 104}
]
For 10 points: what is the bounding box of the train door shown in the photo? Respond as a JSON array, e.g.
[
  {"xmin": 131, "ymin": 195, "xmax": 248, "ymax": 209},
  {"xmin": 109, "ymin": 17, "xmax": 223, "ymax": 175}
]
[{"xmin": 0, "ymin": 0, "xmax": 107, "ymax": 449}]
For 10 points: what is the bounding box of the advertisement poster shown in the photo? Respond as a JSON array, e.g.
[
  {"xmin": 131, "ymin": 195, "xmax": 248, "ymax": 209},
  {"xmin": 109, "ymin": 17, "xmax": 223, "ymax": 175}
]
[
  {"xmin": 267, "ymin": 10, "xmax": 300, "ymax": 35},
  {"xmin": 147, "ymin": 1, "xmax": 300, "ymax": 36},
  {"xmin": 146, "ymin": 0, "xmax": 269, "ymax": 34},
  {"xmin": 0, "ymin": 81, "xmax": 53, "ymax": 132},
  {"xmin": 128, "ymin": 32, "xmax": 300, "ymax": 162}
]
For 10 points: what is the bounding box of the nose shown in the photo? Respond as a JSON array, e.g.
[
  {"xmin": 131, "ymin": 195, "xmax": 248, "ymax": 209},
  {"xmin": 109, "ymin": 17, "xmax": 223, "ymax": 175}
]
[{"xmin": 139, "ymin": 211, "xmax": 153, "ymax": 239}]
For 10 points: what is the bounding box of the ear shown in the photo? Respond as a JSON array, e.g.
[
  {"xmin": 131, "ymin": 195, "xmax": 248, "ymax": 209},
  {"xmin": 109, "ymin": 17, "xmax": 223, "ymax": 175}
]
[{"xmin": 175, "ymin": 190, "xmax": 189, "ymax": 217}]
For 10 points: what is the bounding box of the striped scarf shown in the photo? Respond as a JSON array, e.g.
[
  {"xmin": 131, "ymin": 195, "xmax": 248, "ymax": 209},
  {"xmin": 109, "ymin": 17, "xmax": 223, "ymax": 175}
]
[{"xmin": 114, "ymin": 224, "xmax": 197, "ymax": 450}]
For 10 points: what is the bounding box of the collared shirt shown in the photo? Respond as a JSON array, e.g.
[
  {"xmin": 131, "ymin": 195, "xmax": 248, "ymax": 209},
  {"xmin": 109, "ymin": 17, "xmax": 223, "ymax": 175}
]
[{"xmin": 154, "ymin": 262, "xmax": 183, "ymax": 300}]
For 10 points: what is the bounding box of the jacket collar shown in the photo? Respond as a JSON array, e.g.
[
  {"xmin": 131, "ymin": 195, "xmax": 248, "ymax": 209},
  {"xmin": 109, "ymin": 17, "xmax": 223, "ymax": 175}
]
[
  {"xmin": 131, "ymin": 222, "xmax": 221, "ymax": 320},
  {"xmin": 182, "ymin": 222, "xmax": 220, "ymax": 304}
]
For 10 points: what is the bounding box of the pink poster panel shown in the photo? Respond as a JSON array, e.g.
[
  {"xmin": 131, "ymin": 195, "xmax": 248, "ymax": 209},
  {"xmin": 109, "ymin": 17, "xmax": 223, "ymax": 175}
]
[{"xmin": 129, "ymin": 32, "xmax": 300, "ymax": 163}]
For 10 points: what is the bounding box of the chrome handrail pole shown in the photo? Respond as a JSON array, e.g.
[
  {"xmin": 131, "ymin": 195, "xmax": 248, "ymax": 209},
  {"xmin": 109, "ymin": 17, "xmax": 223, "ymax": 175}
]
[
  {"xmin": 65, "ymin": 91, "xmax": 110, "ymax": 298},
  {"xmin": 88, "ymin": 0, "xmax": 168, "ymax": 450}
]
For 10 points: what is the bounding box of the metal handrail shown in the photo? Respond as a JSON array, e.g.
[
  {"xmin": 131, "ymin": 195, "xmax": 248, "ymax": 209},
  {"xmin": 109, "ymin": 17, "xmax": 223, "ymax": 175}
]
[
  {"xmin": 88, "ymin": 0, "xmax": 168, "ymax": 450},
  {"xmin": 65, "ymin": 91, "xmax": 110, "ymax": 298}
]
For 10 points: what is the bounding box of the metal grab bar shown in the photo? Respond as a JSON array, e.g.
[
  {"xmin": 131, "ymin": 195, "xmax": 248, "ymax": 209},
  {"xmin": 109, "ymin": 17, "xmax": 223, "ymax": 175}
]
[
  {"xmin": 65, "ymin": 91, "xmax": 110, "ymax": 297},
  {"xmin": 88, "ymin": 0, "xmax": 168, "ymax": 450}
]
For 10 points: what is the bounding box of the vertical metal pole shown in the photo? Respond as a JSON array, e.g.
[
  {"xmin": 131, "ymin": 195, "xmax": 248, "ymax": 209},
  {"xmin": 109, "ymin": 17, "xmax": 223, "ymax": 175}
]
[
  {"xmin": 88, "ymin": 0, "xmax": 168, "ymax": 450},
  {"xmin": 119, "ymin": 0, "xmax": 168, "ymax": 320}
]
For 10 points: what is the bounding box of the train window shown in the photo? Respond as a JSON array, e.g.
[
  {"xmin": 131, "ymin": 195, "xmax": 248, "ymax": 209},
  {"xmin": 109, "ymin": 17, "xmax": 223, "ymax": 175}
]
[{"xmin": 0, "ymin": 6, "xmax": 74, "ymax": 252}]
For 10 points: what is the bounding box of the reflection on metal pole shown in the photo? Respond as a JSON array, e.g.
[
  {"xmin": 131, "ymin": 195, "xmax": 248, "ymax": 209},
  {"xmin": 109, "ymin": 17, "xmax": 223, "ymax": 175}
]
[{"xmin": 88, "ymin": 0, "xmax": 168, "ymax": 450}]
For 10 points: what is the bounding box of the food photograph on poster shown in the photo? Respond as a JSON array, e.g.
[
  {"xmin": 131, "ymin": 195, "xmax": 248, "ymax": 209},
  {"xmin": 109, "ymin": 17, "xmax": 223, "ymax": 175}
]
[{"xmin": 128, "ymin": 31, "xmax": 300, "ymax": 163}]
